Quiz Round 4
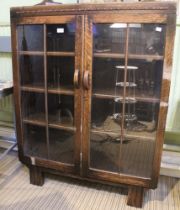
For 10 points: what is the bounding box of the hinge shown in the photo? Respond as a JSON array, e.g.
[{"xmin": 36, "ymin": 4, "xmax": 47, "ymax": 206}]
[{"xmin": 80, "ymin": 152, "xmax": 82, "ymax": 162}]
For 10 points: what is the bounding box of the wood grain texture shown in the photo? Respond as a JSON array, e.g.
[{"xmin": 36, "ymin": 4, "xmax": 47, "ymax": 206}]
[
  {"xmin": 88, "ymin": 169, "xmax": 151, "ymax": 188},
  {"xmin": 44, "ymin": 24, "xmax": 50, "ymax": 159},
  {"xmin": 74, "ymin": 15, "xmax": 84, "ymax": 175},
  {"xmin": 35, "ymin": 158, "xmax": 75, "ymax": 174},
  {"xmin": 14, "ymin": 16, "xmax": 75, "ymax": 24},
  {"xmin": 29, "ymin": 165, "xmax": 44, "ymax": 186},
  {"xmin": 10, "ymin": 2, "xmax": 176, "ymax": 18},
  {"xmin": 11, "ymin": 20, "xmax": 25, "ymax": 161},
  {"xmin": 93, "ymin": 13, "xmax": 168, "ymax": 23},
  {"xmin": 151, "ymin": 13, "xmax": 176, "ymax": 188},
  {"xmin": 127, "ymin": 186, "xmax": 144, "ymax": 208},
  {"xmin": 81, "ymin": 15, "xmax": 93, "ymax": 177}
]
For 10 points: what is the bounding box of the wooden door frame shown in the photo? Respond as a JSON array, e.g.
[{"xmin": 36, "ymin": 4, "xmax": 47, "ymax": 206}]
[
  {"xmin": 82, "ymin": 12, "xmax": 175, "ymax": 188},
  {"xmin": 151, "ymin": 13, "xmax": 176, "ymax": 188},
  {"xmin": 11, "ymin": 15, "xmax": 84, "ymax": 175}
]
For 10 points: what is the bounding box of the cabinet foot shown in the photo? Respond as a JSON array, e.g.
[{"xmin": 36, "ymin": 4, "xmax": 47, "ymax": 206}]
[
  {"xmin": 29, "ymin": 166, "xmax": 44, "ymax": 186},
  {"xmin": 127, "ymin": 186, "xmax": 144, "ymax": 208}
]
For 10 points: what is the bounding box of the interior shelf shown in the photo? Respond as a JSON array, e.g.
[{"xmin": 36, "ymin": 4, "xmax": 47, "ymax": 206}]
[
  {"xmin": 91, "ymin": 123, "xmax": 156, "ymax": 142},
  {"xmin": 48, "ymin": 86, "xmax": 74, "ymax": 95},
  {"xmin": 48, "ymin": 113, "xmax": 74, "ymax": 129},
  {"xmin": 47, "ymin": 52, "xmax": 75, "ymax": 57},
  {"xmin": 23, "ymin": 113, "xmax": 75, "ymax": 131},
  {"xmin": 91, "ymin": 112, "xmax": 156, "ymax": 142},
  {"xmin": 48, "ymin": 123, "xmax": 75, "ymax": 132},
  {"xmin": 21, "ymin": 85, "xmax": 45, "ymax": 93},
  {"xmin": 92, "ymin": 89, "xmax": 160, "ymax": 103},
  {"xmin": 21, "ymin": 85, "xmax": 74, "ymax": 95},
  {"xmin": 23, "ymin": 113, "xmax": 46, "ymax": 127},
  {"xmin": 93, "ymin": 52, "xmax": 163, "ymax": 60},
  {"xmin": 18, "ymin": 51, "xmax": 75, "ymax": 57},
  {"xmin": 19, "ymin": 51, "xmax": 44, "ymax": 56}
]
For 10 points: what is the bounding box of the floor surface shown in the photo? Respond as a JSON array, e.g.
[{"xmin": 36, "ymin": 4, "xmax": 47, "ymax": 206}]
[{"xmin": 0, "ymin": 150, "xmax": 180, "ymax": 210}]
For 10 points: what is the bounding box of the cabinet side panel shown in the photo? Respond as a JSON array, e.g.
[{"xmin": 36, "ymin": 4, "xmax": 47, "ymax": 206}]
[
  {"xmin": 11, "ymin": 19, "xmax": 24, "ymax": 160},
  {"xmin": 152, "ymin": 14, "xmax": 176, "ymax": 188}
]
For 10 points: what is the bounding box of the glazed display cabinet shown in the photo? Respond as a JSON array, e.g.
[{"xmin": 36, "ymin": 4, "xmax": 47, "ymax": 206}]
[{"xmin": 11, "ymin": 2, "xmax": 176, "ymax": 207}]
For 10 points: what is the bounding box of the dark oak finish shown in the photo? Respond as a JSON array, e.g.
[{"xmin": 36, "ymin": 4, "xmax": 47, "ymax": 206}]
[
  {"xmin": 11, "ymin": 2, "xmax": 176, "ymax": 208},
  {"xmin": 127, "ymin": 186, "xmax": 144, "ymax": 208},
  {"xmin": 29, "ymin": 166, "xmax": 44, "ymax": 186},
  {"xmin": 82, "ymin": 15, "xmax": 93, "ymax": 176},
  {"xmin": 151, "ymin": 14, "xmax": 176, "ymax": 188},
  {"xmin": 11, "ymin": 2, "xmax": 176, "ymax": 18}
]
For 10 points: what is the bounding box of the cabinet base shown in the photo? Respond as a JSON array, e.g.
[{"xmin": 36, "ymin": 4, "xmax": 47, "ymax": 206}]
[
  {"xmin": 28, "ymin": 165, "xmax": 146, "ymax": 207},
  {"xmin": 127, "ymin": 186, "xmax": 144, "ymax": 208},
  {"xmin": 29, "ymin": 166, "xmax": 44, "ymax": 186}
]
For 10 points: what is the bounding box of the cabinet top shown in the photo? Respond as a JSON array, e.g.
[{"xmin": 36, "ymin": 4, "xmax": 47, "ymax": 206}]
[{"xmin": 11, "ymin": 2, "xmax": 176, "ymax": 18}]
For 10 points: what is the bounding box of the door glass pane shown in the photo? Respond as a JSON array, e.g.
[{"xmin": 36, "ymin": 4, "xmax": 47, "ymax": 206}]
[
  {"xmin": 49, "ymin": 128, "xmax": 74, "ymax": 164},
  {"xmin": 90, "ymin": 23, "xmax": 126, "ymax": 173},
  {"xmin": 90, "ymin": 23, "xmax": 166, "ymax": 178},
  {"xmin": 47, "ymin": 23, "xmax": 75, "ymax": 52},
  {"xmin": 23, "ymin": 124, "xmax": 47, "ymax": 158},
  {"xmin": 17, "ymin": 25, "xmax": 44, "ymax": 51},
  {"xmin": 21, "ymin": 92, "xmax": 45, "ymax": 123},
  {"xmin": 19, "ymin": 55, "xmax": 44, "ymax": 88},
  {"xmin": 120, "ymin": 140, "xmax": 155, "ymax": 178},
  {"xmin": 48, "ymin": 92, "xmax": 75, "ymax": 164},
  {"xmin": 48, "ymin": 94, "xmax": 74, "ymax": 127},
  {"xmin": 128, "ymin": 24, "xmax": 166, "ymax": 55},
  {"xmin": 121, "ymin": 24, "xmax": 166, "ymax": 178},
  {"xmin": 47, "ymin": 56, "xmax": 74, "ymax": 90},
  {"xmin": 46, "ymin": 21, "xmax": 76, "ymax": 165},
  {"xmin": 93, "ymin": 23, "xmax": 126, "ymax": 53}
]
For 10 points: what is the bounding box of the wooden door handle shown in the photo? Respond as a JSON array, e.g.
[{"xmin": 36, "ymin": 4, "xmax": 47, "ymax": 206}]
[
  {"xmin": 83, "ymin": 71, "xmax": 90, "ymax": 90},
  {"xmin": 74, "ymin": 69, "xmax": 80, "ymax": 88}
]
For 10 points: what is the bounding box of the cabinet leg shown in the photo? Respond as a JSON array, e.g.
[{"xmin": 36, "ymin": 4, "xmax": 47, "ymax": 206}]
[
  {"xmin": 29, "ymin": 166, "xmax": 44, "ymax": 186},
  {"xmin": 127, "ymin": 186, "xmax": 144, "ymax": 208}
]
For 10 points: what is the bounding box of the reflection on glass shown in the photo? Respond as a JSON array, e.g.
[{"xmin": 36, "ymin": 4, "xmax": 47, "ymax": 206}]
[
  {"xmin": 47, "ymin": 23, "xmax": 75, "ymax": 52},
  {"xmin": 90, "ymin": 23, "xmax": 126, "ymax": 172},
  {"xmin": 19, "ymin": 55, "xmax": 44, "ymax": 87},
  {"xmin": 90, "ymin": 131, "xmax": 120, "ymax": 172},
  {"xmin": 47, "ymin": 56, "xmax": 74, "ymax": 90},
  {"xmin": 93, "ymin": 23, "xmax": 126, "ymax": 53},
  {"xmin": 17, "ymin": 25, "xmax": 44, "ymax": 51},
  {"xmin": 48, "ymin": 94, "xmax": 74, "ymax": 126},
  {"xmin": 23, "ymin": 124, "xmax": 47, "ymax": 158},
  {"xmin": 92, "ymin": 58, "xmax": 125, "ymax": 93},
  {"xmin": 120, "ymin": 139, "xmax": 155, "ymax": 177},
  {"xmin": 123, "ymin": 60, "xmax": 164, "ymax": 140},
  {"xmin": 119, "ymin": 24, "xmax": 166, "ymax": 177},
  {"xmin": 90, "ymin": 23, "xmax": 166, "ymax": 178},
  {"xmin": 128, "ymin": 24, "xmax": 166, "ymax": 55},
  {"xmin": 21, "ymin": 92, "xmax": 45, "ymax": 122},
  {"xmin": 49, "ymin": 128, "xmax": 74, "ymax": 163}
]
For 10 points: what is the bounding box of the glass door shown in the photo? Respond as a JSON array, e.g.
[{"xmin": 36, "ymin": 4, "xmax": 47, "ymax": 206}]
[
  {"xmin": 83, "ymin": 15, "xmax": 166, "ymax": 183},
  {"xmin": 17, "ymin": 16, "xmax": 83, "ymax": 174}
]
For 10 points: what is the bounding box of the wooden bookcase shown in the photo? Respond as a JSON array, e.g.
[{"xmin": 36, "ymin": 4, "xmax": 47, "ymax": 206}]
[{"xmin": 10, "ymin": 2, "xmax": 176, "ymax": 207}]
